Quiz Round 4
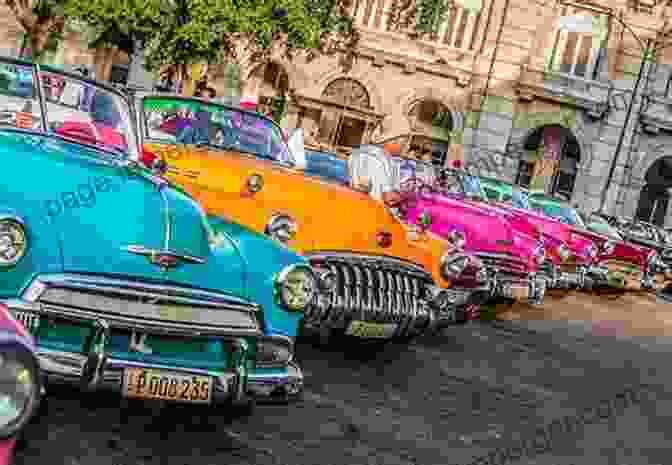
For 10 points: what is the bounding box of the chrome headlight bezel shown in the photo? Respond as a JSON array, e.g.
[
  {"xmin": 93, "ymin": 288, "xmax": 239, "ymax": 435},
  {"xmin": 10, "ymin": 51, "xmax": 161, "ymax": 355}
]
[
  {"xmin": 601, "ymin": 240, "xmax": 616, "ymax": 255},
  {"xmin": 533, "ymin": 242, "xmax": 546, "ymax": 265},
  {"xmin": 585, "ymin": 243, "xmax": 598, "ymax": 259},
  {"xmin": 557, "ymin": 243, "xmax": 571, "ymax": 261},
  {"xmin": 440, "ymin": 252, "xmax": 469, "ymax": 281},
  {"xmin": 264, "ymin": 214, "xmax": 298, "ymax": 245},
  {"xmin": 275, "ymin": 264, "xmax": 318, "ymax": 312},
  {"xmin": 0, "ymin": 217, "xmax": 28, "ymax": 268},
  {"xmin": 447, "ymin": 229, "xmax": 466, "ymax": 249},
  {"xmin": 0, "ymin": 336, "xmax": 41, "ymax": 440},
  {"xmin": 647, "ymin": 252, "xmax": 661, "ymax": 271}
]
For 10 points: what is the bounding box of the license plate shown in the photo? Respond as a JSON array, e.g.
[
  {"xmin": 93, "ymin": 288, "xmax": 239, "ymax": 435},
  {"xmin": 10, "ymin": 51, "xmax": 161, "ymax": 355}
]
[
  {"xmin": 345, "ymin": 321, "xmax": 397, "ymax": 339},
  {"xmin": 511, "ymin": 285, "xmax": 529, "ymax": 300},
  {"xmin": 123, "ymin": 367, "xmax": 213, "ymax": 404}
]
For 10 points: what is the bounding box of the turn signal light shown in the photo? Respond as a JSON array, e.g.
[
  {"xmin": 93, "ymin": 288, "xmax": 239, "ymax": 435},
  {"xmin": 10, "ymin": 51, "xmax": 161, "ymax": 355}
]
[
  {"xmin": 141, "ymin": 148, "xmax": 158, "ymax": 168},
  {"xmin": 376, "ymin": 231, "xmax": 393, "ymax": 248}
]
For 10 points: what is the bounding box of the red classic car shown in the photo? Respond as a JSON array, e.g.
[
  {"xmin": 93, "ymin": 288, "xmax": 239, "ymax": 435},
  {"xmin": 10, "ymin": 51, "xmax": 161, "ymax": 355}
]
[
  {"xmin": 0, "ymin": 304, "xmax": 42, "ymax": 464},
  {"xmin": 528, "ymin": 195, "xmax": 659, "ymax": 290}
]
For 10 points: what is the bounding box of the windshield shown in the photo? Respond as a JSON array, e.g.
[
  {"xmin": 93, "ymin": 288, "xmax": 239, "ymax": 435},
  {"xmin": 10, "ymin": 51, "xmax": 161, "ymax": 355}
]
[
  {"xmin": 584, "ymin": 214, "xmax": 623, "ymax": 240},
  {"xmin": 0, "ymin": 59, "xmax": 135, "ymax": 157},
  {"xmin": 141, "ymin": 96, "xmax": 292, "ymax": 164},
  {"xmin": 530, "ymin": 198, "xmax": 586, "ymax": 228}
]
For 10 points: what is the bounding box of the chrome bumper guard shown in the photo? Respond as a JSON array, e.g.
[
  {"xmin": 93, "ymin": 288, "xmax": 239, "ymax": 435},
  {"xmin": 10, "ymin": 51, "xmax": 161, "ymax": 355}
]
[
  {"xmin": 246, "ymin": 335, "xmax": 303, "ymax": 402},
  {"xmin": 426, "ymin": 285, "xmax": 487, "ymax": 326},
  {"xmin": 247, "ymin": 361, "xmax": 303, "ymax": 402},
  {"xmin": 546, "ymin": 266, "xmax": 587, "ymax": 290},
  {"xmin": 4, "ymin": 295, "xmax": 254, "ymax": 406},
  {"xmin": 493, "ymin": 274, "xmax": 546, "ymax": 305}
]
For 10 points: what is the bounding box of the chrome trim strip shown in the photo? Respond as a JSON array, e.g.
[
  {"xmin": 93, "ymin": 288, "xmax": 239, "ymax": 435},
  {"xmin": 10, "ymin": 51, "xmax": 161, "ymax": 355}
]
[
  {"xmin": 124, "ymin": 245, "xmax": 206, "ymax": 265},
  {"xmin": 23, "ymin": 274, "xmax": 259, "ymax": 311}
]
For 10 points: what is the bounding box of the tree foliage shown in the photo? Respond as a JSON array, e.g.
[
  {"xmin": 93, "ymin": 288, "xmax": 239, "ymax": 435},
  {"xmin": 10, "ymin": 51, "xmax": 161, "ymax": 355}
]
[
  {"xmin": 4, "ymin": 0, "xmax": 67, "ymax": 60},
  {"xmin": 64, "ymin": 0, "xmax": 359, "ymax": 75}
]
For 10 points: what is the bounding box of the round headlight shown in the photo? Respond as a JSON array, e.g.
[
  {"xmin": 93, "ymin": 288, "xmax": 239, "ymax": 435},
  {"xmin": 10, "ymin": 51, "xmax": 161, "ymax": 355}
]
[
  {"xmin": 648, "ymin": 252, "xmax": 660, "ymax": 269},
  {"xmin": 265, "ymin": 214, "xmax": 297, "ymax": 244},
  {"xmin": 602, "ymin": 240, "xmax": 616, "ymax": 255},
  {"xmin": 0, "ymin": 218, "xmax": 27, "ymax": 267},
  {"xmin": 534, "ymin": 242, "xmax": 546, "ymax": 265},
  {"xmin": 0, "ymin": 343, "xmax": 40, "ymax": 439},
  {"xmin": 440, "ymin": 252, "xmax": 469, "ymax": 280},
  {"xmin": 586, "ymin": 243, "xmax": 598, "ymax": 259},
  {"xmin": 447, "ymin": 230, "xmax": 466, "ymax": 249},
  {"xmin": 557, "ymin": 243, "xmax": 571, "ymax": 261},
  {"xmin": 276, "ymin": 265, "xmax": 317, "ymax": 312}
]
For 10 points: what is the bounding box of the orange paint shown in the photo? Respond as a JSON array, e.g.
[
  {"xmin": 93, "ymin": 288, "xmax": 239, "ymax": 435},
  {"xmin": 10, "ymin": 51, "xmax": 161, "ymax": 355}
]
[{"xmin": 145, "ymin": 142, "xmax": 454, "ymax": 288}]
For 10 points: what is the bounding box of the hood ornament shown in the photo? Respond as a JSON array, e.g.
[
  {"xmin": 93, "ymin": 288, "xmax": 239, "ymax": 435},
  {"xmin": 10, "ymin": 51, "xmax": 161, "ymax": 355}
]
[{"xmin": 124, "ymin": 245, "xmax": 205, "ymax": 270}]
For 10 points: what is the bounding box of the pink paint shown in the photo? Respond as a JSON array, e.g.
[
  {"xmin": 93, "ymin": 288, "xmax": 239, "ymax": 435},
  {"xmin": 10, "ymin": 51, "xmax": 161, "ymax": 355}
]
[{"xmin": 0, "ymin": 438, "xmax": 16, "ymax": 465}]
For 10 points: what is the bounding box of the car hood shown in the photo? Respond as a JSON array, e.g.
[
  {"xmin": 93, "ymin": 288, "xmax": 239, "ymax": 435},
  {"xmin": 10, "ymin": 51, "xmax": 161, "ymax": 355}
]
[
  {"xmin": 404, "ymin": 193, "xmax": 539, "ymax": 264},
  {"xmin": 493, "ymin": 203, "xmax": 595, "ymax": 260},
  {"xmin": 149, "ymin": 143, "xmax": 443, "ymax": 278},
  {"xmin": 571, "ymin": 225, "xmax": 649, "ymax": 265},
  {"xmin": 0, "ymin": 130, "xmax": 245, "ymax": 297}
]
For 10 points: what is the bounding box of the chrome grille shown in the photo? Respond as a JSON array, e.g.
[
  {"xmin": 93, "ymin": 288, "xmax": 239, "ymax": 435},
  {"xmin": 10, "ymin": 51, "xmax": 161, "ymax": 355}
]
[
  {"xmin": 476, "ymin": 252, "xmax": 528, "ymax": 279},
  {"xmin": 11, "ymin": 274, "xmax": 261, "ymax": 337},
  {"xmin": 306, "ymin": 253, "xmax": 434, "ymax": 337}
]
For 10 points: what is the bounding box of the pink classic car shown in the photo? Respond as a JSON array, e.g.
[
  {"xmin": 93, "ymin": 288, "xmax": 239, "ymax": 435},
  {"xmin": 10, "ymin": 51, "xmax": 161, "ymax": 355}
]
[
  {"xmin": 399, "ymin": 185, "xmax": 547, "ymax": 305},
  {"xmin": 424, "ymin": 169, "xmax": 601, "ymax": 290},
  {"xmin": 527, "ymin": 194, "xmax": 659, "ymax": 290},
  {"xmin": 0, "ymin": 303, "xmax": 42, "ymax": 464}
]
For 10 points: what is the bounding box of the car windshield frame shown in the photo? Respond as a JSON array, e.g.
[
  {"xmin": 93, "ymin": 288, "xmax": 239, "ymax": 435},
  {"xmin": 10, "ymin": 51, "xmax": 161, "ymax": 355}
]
[
  {"xmin": 0, "ymin": 57, "xmax": 138, "ymax": 160},
  {"xmin": 136, "ymin": 93, "xmax": 296, "ymax": 167}
]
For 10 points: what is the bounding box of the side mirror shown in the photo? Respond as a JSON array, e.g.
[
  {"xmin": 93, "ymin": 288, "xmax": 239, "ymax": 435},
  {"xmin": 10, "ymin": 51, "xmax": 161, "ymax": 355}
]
[
  {"xmin": 287, "ymin": 129, "xmax": 306, "ymax": 170},
  {"xmin": 352, "ymin": 177, "xmax": 372, "ymax": 193}
]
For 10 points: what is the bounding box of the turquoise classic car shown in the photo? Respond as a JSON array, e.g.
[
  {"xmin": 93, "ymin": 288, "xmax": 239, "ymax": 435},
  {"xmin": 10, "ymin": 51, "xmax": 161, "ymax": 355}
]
[{"xmin": 0, "ymin": 57, "xmax": 323, "ymax": 408}]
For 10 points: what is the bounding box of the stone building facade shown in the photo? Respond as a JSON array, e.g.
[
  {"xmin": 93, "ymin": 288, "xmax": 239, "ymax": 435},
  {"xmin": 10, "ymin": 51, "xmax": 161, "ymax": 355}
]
[{"xmin": 3, "ymin": 0, "xmax": 672, "ymax": 224}]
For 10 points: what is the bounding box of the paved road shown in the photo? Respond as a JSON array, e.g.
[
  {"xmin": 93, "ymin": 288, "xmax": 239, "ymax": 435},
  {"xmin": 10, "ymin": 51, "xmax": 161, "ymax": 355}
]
[{"xmin": 14, "ymin": 295, "xmax": 672, "ymax": 465}]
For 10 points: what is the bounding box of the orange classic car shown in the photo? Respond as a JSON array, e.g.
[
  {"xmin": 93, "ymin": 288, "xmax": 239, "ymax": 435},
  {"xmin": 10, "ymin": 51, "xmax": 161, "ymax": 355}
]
[{"xmin": 131, "ymin": 93, "xmax": 491, "ymax": 343}]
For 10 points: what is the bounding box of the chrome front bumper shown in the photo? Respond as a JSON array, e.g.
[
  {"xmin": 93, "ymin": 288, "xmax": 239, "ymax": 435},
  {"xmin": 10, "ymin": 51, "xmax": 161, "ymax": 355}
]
[
  {"xmin": 489, "ymin": 274, "xmax": 546, "ymax": 305},
  {"xmin": 247, "ymin": 361, "xmax": 303, "ymax": 402},
  {"xmin": 34, "ymin": 347, "xmax": 245, "ymax": 405},
  {"xmin": 545, "ymin": 265, "xmax": 587, "ymax": 290}
]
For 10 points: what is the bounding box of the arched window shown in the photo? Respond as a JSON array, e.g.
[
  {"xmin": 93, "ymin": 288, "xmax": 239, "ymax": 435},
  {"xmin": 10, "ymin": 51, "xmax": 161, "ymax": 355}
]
[
  {"xmin": 405, "ymin": 99, "xmax": 452, "ymax": 166},
  {"xmin": 251, "ymin": 62, "xmax": 290, "ymax": 117},
  {"xmin": 316, "ymin": 78, "xmax": 372, "ymax": 150}
]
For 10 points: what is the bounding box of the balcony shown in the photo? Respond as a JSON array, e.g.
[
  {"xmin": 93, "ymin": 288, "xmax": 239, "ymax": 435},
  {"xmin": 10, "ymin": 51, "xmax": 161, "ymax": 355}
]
[
  {"xmin": 640, "ymin": 92, "xmax": 672, "ymax": 134},
  {"xmin": 516, "ymin": 65, "xmax": 611, "ymax": 120}
]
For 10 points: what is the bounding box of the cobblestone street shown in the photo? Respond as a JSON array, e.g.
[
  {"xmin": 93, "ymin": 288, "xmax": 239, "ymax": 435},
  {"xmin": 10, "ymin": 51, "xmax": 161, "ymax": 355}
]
[{"xmin": 13, "ymin": 293, "xmax": 672, "ymax": 465}]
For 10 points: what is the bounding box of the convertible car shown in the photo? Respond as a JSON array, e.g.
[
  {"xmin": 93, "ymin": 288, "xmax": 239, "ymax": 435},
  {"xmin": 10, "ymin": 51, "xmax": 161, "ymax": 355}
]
[
  {"xmin": 0, "ymin": 57, "xmax": 324, "ymax": 406},
  {"xmin": 0, "ymin": 304, "xmax": 42, "ymax": 465},
  {"xmin": 526, "ymin": 194, "xmax": 659, "ymax": 290},
  {"xmin": 133, "ymin": 92, "xmax": 490, "ymax": 340},
  {"xmin": 304, "ymin": 149, "xmax": 547, "ymax": 304}
]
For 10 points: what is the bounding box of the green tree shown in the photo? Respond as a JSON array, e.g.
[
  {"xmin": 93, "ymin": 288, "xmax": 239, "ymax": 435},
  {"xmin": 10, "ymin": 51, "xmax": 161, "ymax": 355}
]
[
  {"xmin": 65, "ymin": 0, "xmax": 358, "ymax": 93},
  {"xmin": 5, "ymin": 0, "xmax": 67, "ymax": 61}
]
